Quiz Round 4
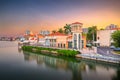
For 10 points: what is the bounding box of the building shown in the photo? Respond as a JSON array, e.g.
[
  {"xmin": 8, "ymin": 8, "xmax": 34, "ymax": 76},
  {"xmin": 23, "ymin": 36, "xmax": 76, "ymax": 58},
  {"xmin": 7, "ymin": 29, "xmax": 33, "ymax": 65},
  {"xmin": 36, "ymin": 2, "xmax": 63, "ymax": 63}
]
[
  {"xmin": 70, "ymin": 22, "xmax": 85, "ymax": 50},
  {"xmin": 97, "ymin": 24, "xmax": 120, "ymax": 47},
  {"xmin": 24, "ymin": 31, "xmax": 38, "ymax": 43},
  {"xmin": 40, "ymin": 30, "xmax": 50, "ymax": 36},
  {"xmin": 82, "ymin": 28, "xmax": 88, "ymax": 34},
  {"xmin": 45, "ymin": 32, "xmax": 68, "ymax": 48},
  {"xmin": 37, "ymin": 34, "xmax": 45, "ymax": 46},
  {"xmin": 66, "ymin": 35, "xmax": 72, "ymax": 48},
  {"xmin": 97, "ymin": 30, "xmax": 111, "ymax": 46},
  {"xmin": 105, "ymin": 24, "xmax": 118, "ymax": 30}
]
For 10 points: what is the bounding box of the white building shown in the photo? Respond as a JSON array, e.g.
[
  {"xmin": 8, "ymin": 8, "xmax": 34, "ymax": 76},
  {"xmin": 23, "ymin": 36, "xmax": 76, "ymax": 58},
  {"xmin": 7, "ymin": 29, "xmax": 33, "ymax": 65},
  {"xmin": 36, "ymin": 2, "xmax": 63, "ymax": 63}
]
[
  {"xmin": 105, "ymin": 24, "xmax": 118, "ymax": 30},
  {"xmin": 40, "ymin": 30, "xmax": 50, "ymax": 36},
  {"xmin": 70, "ymin": 22, "xmax": 83, "ymax": 50},
  {"xmin": 97, "ymin": 24, "xmax": 120, "ymax": 47}
]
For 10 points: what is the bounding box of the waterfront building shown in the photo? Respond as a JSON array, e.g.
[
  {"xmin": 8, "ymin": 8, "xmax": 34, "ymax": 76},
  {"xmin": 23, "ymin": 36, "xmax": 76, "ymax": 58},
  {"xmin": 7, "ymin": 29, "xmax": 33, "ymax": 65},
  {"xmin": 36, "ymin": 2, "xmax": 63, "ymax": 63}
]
[
  {"xmin": 45, "ymin": 32, "xmax": 68, "ymax": 48},
  {"xmin": 24, "ymin": 31, "xmax": 38, "ymax": 43},
  {"xmin": 66, "ymin": 35, "xmax": 72, "ymax": 48},
  {"xmin": 70, "ymin": 22, "xmax": 86, "ymax": 50},
  {"xmin": 97, "ymin": 24, "xmax": 120, "ymax": 47},
  {"xmin": 37, "ymin": 34, "xmax": 45, "ymax": 46}
]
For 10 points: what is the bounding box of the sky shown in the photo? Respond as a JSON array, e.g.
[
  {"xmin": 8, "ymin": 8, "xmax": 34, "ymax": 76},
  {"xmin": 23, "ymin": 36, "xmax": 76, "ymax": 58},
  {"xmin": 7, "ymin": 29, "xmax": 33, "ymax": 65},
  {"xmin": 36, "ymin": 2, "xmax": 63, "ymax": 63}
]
[{"xmin": 0, "ymin": 0, "xmax": 120, "ymax": 35}]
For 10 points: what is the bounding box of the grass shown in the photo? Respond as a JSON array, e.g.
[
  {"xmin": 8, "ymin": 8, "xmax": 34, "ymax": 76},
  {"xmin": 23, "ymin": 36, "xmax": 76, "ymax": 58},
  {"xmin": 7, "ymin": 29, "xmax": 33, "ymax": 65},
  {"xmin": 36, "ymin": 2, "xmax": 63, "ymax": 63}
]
[
  {"xmin": 114, "ymin": 51, "xmax": 120, "ymax": 54},
  {"xmin": 22, "ymin": 46, "xmax": 80, "ymax": 57}
]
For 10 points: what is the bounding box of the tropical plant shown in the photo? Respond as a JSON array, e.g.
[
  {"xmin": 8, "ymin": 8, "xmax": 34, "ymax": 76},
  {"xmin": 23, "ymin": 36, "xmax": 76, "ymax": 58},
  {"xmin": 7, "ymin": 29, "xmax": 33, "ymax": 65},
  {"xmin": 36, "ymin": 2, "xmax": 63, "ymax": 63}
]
[
  {"xmin": 64, "ymin": 24, "xmax": 71, "ymax": 34},
  {"xmin": 22, "ymin": 46, "xmax": 79, "ymax": 57},
  {"xmin": 58, "ymin": 28, "xmax": 64, "ymax": 33},
  {"xmin": 111, "ymin": 30, "xmax": 120, "ymax": 47},
  {"xmin": 52, "ymin": 30, "xmax": 57, "ymax": 33},
  {"xmin": 87, "ymin": 26, "xmax": 97, "ymax": 43}
]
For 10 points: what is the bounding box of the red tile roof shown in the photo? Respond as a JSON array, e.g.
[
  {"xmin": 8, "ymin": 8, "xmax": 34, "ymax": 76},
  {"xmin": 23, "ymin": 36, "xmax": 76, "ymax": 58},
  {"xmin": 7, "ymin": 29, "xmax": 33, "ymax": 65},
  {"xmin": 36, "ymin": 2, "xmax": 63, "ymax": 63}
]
[
  {"xmin": 67, "ymin": 35, "xmax": 72, "ymax": 39},
  {"xmin": 72, "ymin": 22, "xmax": 83, "ymax": 25},
  {"xmin": 111, "ymin": 28, "xmax": 120, "ymax": 30},
  {"xmin": 37, "ymin": 34, "xmax": 44, "ymax": 38}
]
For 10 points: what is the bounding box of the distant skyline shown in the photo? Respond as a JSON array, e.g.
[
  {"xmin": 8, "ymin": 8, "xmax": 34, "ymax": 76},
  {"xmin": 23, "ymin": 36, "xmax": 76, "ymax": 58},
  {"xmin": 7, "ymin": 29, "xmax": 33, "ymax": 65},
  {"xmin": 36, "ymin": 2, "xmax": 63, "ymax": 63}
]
[{"xmin": 0, "ymin": 0, "xmax": 120, "ymax": 35}]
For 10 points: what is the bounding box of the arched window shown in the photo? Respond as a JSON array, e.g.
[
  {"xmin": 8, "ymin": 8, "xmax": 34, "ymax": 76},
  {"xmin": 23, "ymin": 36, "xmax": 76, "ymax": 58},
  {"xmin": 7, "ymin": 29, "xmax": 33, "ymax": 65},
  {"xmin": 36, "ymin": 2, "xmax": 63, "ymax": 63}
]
[
  {"xmin": 74, "ymin": 34, "xmax": 77, "ymax": 40},
  {"xmin": 74, "ymin": 34, "xmax": 77, "ymax": 49}
]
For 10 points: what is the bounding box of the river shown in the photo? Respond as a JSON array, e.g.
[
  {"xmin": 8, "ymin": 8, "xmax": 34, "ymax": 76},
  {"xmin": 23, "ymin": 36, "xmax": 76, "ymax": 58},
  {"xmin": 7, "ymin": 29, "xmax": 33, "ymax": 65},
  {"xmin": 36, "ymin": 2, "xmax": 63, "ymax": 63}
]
[{"xmin": 0, "ymin": 41, "xmax": 120, "ymax": 80}]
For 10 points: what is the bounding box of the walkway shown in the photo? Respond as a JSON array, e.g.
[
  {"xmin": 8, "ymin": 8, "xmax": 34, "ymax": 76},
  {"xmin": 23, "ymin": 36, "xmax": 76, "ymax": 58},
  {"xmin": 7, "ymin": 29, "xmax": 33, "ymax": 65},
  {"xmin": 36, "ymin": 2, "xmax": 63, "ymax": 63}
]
[
  {"xmin": 97, "ymin": 47, "xmax": 120, "ymax": 58},
  {"xmin": 78, "ymin": 47, "xmax": 120, "ymax": 64}
]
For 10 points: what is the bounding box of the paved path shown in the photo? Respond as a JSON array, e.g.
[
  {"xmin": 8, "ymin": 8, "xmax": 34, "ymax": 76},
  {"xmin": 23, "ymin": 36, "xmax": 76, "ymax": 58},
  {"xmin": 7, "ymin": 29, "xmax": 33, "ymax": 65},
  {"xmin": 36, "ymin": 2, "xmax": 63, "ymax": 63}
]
[{"xmin": 97, "ymin": 47, "xmax": 120, "ymax": 58}]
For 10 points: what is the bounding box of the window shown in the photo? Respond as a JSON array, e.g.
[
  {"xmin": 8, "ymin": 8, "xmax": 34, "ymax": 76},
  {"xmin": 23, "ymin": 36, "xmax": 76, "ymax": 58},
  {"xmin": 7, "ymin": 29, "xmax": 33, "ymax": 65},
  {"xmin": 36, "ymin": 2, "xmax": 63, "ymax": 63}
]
[
  {"xmin": 64, "ymin": 44, "xmax": 65, "ymax": 48},
  {"xmin": 61, "ymin": 43, "xmax": 62, "ymax": 48},
  {"xmin": 58, "ymin": 43, "xmax": 59, "ymax": 47}
]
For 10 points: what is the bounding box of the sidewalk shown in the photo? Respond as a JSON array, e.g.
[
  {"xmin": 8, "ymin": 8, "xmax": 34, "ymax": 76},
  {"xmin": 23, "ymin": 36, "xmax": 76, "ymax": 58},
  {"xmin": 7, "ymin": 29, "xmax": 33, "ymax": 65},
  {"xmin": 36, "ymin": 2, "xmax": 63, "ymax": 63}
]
[
  {"xmin": 80, "ymin": 48, "xmax": 96, "ymax": 54},
  {"xmin": 77, "ymin": 48, "xmax": 120, "ymax": 64}
]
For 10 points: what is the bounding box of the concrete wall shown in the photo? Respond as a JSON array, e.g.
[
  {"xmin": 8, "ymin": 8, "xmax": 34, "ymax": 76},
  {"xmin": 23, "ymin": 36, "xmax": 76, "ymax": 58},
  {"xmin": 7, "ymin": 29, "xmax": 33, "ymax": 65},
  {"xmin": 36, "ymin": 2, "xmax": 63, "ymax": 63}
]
[{"xmin": 97, "ymin": 30, "xmax": 111, "ymax": 46}]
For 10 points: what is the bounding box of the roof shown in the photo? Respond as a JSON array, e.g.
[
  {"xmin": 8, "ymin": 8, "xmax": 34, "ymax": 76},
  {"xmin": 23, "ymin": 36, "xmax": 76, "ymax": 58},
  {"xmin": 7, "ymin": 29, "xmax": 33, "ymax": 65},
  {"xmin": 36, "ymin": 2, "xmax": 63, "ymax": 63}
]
[
  {"xmin": 48, "ymin": 32, "xmax": 67, "ymax": 36},
  {"xmin": 111, "ymin": 28, "xmax": 120, "ymax": 30},
  {"xmin": 72, "ymin": 22, "xmax": 83, "ymax": 25},
  {"xmin": 67, "ymin": 35, "xmax": 72, "ymax": 39},
  {"xmin": 24, "ymin": 34, "xmax": 35, "ymax": 37},
  {"xmin": 37, "ymin": 34, "xmax": 45, "ymax": 38}
]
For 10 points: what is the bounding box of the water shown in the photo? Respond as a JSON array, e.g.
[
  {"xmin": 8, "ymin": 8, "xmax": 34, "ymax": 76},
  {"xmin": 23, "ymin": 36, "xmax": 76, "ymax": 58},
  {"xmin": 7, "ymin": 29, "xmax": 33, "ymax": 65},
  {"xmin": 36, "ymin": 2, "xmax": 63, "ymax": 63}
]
[{"xmin": 0, "ymin": 41, "xmax": 120, "ymax": 80}]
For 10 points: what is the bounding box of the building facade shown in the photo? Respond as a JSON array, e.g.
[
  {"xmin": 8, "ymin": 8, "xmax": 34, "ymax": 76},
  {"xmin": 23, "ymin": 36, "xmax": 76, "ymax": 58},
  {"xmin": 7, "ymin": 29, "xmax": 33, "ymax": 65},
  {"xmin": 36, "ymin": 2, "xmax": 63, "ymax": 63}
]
[
  {"xmin": 97, "ymin": 24, "xmax": 120, "ymax": 47},
  {"xmin": 70, "ymin": 22, "xmax": 84, "ymax": 50},
  {"xmin": 40, "ymin": 30, "xmax": 50, "ymax": 36},
  {"xmin": 45, "ymin": 32, "xmax": 68, "ymax": 48}
]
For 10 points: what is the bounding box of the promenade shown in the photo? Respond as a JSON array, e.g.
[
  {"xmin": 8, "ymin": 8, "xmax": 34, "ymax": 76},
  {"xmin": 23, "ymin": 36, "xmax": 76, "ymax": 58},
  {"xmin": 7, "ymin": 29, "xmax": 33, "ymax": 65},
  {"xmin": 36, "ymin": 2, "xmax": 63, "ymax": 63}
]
[
  {"xmin": 77, "ymin": 48, "xmax": 120, "ymax": 64},
  {"xmin": 21, "ymin": 42, "xmax": 120, "ymax": 64}
]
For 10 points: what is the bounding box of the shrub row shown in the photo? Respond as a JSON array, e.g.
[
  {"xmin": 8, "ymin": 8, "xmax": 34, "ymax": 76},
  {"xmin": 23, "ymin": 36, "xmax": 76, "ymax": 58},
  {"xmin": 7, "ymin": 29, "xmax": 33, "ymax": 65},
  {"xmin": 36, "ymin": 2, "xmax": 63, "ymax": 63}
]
[{"xmin": 22, "ymin": 46, "xmax": 79, "ymax": 57}]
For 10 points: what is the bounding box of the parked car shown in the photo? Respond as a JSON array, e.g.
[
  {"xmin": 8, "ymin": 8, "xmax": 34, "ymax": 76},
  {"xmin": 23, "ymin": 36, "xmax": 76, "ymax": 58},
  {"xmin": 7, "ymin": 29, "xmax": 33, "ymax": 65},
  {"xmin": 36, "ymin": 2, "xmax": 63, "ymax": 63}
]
[
  {"xmin": 86, "ymin": 43, "xmax": 92, "ymax": 47},
  {"xmin": 113, "ymin": 47, "xmax": 120, "ymax": 51},
  {"xmin": 110, "ymin": 45, "xmax": 115, "ymax": 49}
]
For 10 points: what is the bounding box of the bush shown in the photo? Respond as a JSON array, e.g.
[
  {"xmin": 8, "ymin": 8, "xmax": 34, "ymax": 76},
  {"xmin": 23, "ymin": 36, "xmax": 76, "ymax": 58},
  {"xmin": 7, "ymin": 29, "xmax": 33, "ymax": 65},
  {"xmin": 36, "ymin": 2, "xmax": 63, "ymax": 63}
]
[
  {"xmin": 57, "ymin": 49, "xmax": 79, "ymax": 57},
  {"xmin": 22, "ymin": 46, "xmax": 79, "ymax": 57}
]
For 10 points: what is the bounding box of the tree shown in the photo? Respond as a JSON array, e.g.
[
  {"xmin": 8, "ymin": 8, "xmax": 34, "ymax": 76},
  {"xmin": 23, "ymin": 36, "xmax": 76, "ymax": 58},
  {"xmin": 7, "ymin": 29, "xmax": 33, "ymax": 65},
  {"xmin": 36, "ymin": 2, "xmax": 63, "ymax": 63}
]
[
  {"xmin": 87, "ymin": 26, "xmax": 97, "ymax": 43},
  {"xmin": 111, "ymin": 30, "xmax": 120, "ymax": 47},
  {"xmin": 58, "ymin": 28, "xmax": 64, "ymax": 33},
  {"xmin": 64, "ymin": 24, "xmax": 71, "ymax": 34},
  {"xmin": 52, "ymin": 30, "xmax": 56, "ymax": 33}
]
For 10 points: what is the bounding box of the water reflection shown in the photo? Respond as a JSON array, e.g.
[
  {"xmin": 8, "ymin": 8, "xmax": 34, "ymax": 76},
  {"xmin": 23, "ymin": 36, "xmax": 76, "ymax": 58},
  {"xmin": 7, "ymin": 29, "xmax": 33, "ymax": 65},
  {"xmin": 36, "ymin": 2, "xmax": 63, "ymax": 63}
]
[
  {"xmin": 112, "ymin": 70, "xmax": 120, "ymax": 80},
  {"xmin": 1, "ymin": 41, "xmax": 120, "ymax": 80},
  {"xmin": 23, "ymin": 51, "xmax": 120, "ymax": 80}
]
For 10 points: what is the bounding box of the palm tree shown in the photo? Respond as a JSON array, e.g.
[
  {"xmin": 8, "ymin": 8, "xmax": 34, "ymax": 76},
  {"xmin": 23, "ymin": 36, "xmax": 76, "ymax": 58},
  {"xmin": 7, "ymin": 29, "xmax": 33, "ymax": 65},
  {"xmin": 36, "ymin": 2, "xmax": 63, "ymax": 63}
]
[
  {"xmin": 64, "ymin": 24, "xmax": 71, "ymax": 34},
  {"xmin": 91, "ymin": 26, "xmax": 97, "ymax": 42},
  {"xmin": 87, "ymin": 26, "xmax": 97, "ymax": 43}
]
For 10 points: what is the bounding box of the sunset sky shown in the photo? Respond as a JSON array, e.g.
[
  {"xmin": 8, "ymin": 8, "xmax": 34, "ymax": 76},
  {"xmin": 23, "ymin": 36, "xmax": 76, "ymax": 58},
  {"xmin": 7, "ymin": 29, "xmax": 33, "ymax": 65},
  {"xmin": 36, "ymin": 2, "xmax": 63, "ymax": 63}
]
[{"xmin": 0, "ymin": 0, "xmax": 120, "ymax": 35}]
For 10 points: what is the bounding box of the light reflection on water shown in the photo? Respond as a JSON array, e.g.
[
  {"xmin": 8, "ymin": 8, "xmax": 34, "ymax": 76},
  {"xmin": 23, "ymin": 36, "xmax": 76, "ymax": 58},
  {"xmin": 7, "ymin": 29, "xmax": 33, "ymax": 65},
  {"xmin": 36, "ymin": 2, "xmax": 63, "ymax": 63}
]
[{"xmin": 0, "ymin": 41, "xmax": 120, "ymax": 80}]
